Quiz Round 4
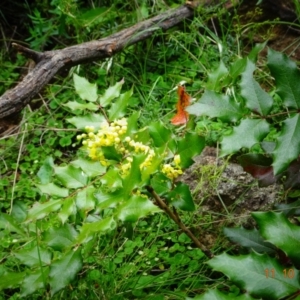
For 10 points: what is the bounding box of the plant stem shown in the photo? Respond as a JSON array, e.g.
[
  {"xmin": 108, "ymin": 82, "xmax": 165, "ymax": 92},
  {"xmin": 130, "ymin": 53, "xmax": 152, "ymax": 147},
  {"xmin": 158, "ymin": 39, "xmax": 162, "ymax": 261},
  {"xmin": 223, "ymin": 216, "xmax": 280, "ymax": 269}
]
[{"xmin": 146, "ymin": 185, "xmax": 214, "ymax": 258}]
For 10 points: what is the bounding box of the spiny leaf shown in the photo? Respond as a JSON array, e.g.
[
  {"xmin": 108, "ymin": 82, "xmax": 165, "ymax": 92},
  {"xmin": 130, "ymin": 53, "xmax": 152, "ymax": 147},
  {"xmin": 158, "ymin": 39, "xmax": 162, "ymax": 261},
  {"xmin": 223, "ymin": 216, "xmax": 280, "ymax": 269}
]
[
  {"xmin": 221, "ymin": 119, "xmax": 270, "ymax": 156},
  {"xmin": 240, "ymin": 59, "xmax": 273, "ymax": 115},
  {"xmin": 73, "ymin": 73, "xmax": 98, "ymax": 102},
  {"xmin": 49, "ymin": 249, "xmax": 82, "ymax": 295},
  {"xmin": 36, "ymin": 182, "xmax": 69, "ymax": 197},
  {"xmin": 177, "ymin": 132, "xmax": 205, "ymax": 168},
  {"xmin": 115, "ymin": 195, "xmax": 161, "ymax": 222},
  {"xmin": 37, "ymin": 157, "xmax": 54, "ymax": 184},
  {"xmin": 208, "ymin": 252, "xmax": 300, "ymax": 300},
  {"xmin": 167, "ymin": 182, "xmax": 195, "ymax": 211},
  {"xmin": 63, "ymin": 101, "xmax": 99, "ymax": 111},
  {"xmin": 54, "ymin": 165, "xmax": 88, "ymax": 189},
  {"xmin": 108, "ymin": 86, "xmax": 133, "ymax": 119},
  {"xmin": 253, "ymin": 211, "xmax": 300, "ymax": 266},
  {"xmin": 206, "ymin": 60, "xmax": 229, "ymax": 91},
  {"xmin": 27, "ymin": 200, "xmax": 62, "ymax": 222},
  {"xmin": 71, "ymin": 157, "xmax": 106, "ymax": 177},
  {"xmin": 15, "ymin": 246, "xmax": 51, "ymax": 267},
  {"xmin": 267, "ymin": 48, "xmax": 300, "ymax": 109},
  {"xmin": 67, "ymin": 113, "xmax": 106, "ymax": 130},
  {"xmin": 58, "ymin": 198, "xmax": 76, "ymax": 224},
  {"xmin": 0, "ymin": 213, "xmax": 25, "ymax": 235},
  {"xmin": 44, "ymin": 224, "xmax": 78, "ymax": 251},
  {"xmin": 224, "ymin": 227, "xmax": 276, "ymax": 254},
  {"xmin": 76, "ymin": 186, "xmax": 96, "ymax": 211},
  {"xmin": 99, "ymin": 78, "xmax": 124, "ymax": 107},
  {"xmin": 187, "ymin": 90, "xmax": 244, "ymax": 122},
  {"xmin": 148, "ymin": 121, "xmax": 172, "ymax": 147},
  {"xmin": 272, "ymin": 114, "xmax": 300, "ymax": 175},
  {"xmin": 20, "ymin": 267, "xmax": 49, "ymax": 297}
]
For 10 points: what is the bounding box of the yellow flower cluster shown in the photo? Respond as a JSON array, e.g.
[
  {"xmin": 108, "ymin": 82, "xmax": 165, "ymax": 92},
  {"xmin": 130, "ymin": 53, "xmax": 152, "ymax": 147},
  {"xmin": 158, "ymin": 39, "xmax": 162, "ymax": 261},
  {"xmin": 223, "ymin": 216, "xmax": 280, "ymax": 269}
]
[
  {"xmin": 161, "ymin": 154, "xmax": 183, "ymax": 180},
  {"xmin": 76, "ymin": 118, "xmax": 128, "ymax": 166}
]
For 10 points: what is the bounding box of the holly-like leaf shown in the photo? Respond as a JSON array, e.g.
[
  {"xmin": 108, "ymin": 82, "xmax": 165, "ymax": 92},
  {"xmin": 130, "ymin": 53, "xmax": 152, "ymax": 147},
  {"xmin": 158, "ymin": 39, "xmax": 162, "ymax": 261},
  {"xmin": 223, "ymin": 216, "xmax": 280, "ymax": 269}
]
[
  {"xmin": 0, "ymin": 213, "xmax": 25, "ymax": 235},
  {"xmin": 27, "ymin": 200, "xmax": 62, "ymax": 222},
  {"xmin": 192, "ymin": 289, "xmax": 255, "ymax": 300},
  {"xmin": 115, "ymin": 195, "xmax": 161, "ymax": 222},
  {"xmin": 206, "ymin": 60, "xmax": 229, "ymax": 91},
  {"xmin": 73, "ymin": 73, "xmax": 98, "ymax": 102},
  {"xmin": 177, "ymin": 132, "xmax": 205, "ymax": 168},
  {"xmin": 49, "ymin": 248, "xmax": 82, "ymax": 295},
  {"xmin": 148, "ymin": 121, "xmax": 172, "ymax": 147},
  {"xmin": 76, "ymin": 186, "xmax": 96, "ymax": 211},
  {"xmin": 208, "ymin": 252, "xmax": 300, "ymax": 300},
  {"xmin": 71, "ymin": 157, "xmax": 106, "ymax": 177},
  {"xmin": 150, "ymin": 172, "xmax": 172, "ymax": 195},
  {"xmin": 267, "ymin": 48, "xmax": 300, "ymax": 109},
  {"xmin": 108, "ymin": 86, "xmax": 133, "ymax": 119},
  {"xmin": 95, "ymin": 189, "xmax": 124, "ymax": 210},
  {"xmin": 229, "ymin": 57, "xmax": 247, "ymax": 82},
  {"xmin": 99, "ymin": 78, "xmax": 124, "ymax": 107},
  {"xmin": 224, "ymin": 227, "xmax": 276, "ymax": 254},
  {"xmin": 58, "ymin": 198, "xmax": 76, "ymax": 224},
  {"xmin": 272, "ymin": 114, "xmax": 300, "ymax": 175},
  {"xmin": 67, "ymin": 113, "xmax": 106, "ymax": 130},
  {"xmin": 240, "ymin": 59, "xmax": 273, "ymax": 115},
  {"xmin": 15, "ymin": 246, "xmax": 51, "ymax": 267},
  {"xmin": 238, "ymin": 154, "xmax": 277, "ymax": 187},
  {"xmin": 36, "ymin": 182, "xmax": 69, "ymax": 197},
  {"xmin": 253, "ymin": 211, "xmax": 300, "ymax": 266},
  {"xmin": 63, "ymin": 101, "xmax": 99, "ymax": 111},
  {"xmin": 37, "ymin": 157, "xmax": 54, "ymax": 184},
  {"xmin": 44, "ymin": 224, "xmax": 78, "ymax": 251},
  {"xmin": 167, "ymin": 182, "xmax": 195, "ymax": 211},
  {"xmin": 77, "ymin": 216, "xmax": 116, "ymax": 244},
  {"xmin": 54, "ymin": 165, "xmax": 87, "ymax": 189},
  {"xmin": 221, "ymin": 119, "xmax": 270, "ymax": 156},
  {"xmin": 0, "ymin": 272, "xmax": 25, "ymax": 290},
  {"xmin": 100, "ymin": 168, "xmax": 123, "ymax": 191},
  {"xmin": 187, "ymin": 90, "xmax": 244, "ymax": 122},
  {"xmin": 20, "ymin": 267, "xmax": 49, "ymax": 297}
]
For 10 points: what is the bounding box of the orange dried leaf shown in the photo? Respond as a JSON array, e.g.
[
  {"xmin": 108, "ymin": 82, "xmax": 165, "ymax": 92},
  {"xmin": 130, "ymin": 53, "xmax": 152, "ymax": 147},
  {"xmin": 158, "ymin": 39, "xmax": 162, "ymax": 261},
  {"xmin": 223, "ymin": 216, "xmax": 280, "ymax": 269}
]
[{"xmin": 171, "ymin": 85, "xmax": 191, "ymax": 126}]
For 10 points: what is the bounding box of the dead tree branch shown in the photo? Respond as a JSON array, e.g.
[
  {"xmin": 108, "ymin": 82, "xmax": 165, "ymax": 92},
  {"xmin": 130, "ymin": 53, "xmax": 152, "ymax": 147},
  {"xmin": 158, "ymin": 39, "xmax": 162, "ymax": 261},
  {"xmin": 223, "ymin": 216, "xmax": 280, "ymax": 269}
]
[{"xmin": 0, "ymin": 2, "xmax": 198, "ymax": 119}]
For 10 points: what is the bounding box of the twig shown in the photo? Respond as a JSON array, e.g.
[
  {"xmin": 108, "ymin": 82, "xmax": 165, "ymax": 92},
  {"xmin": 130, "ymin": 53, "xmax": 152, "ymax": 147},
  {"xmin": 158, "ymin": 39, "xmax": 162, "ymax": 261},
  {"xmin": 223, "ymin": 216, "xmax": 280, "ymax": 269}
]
[{"xmin": 146, "ymin": 185, "xmax": 214, "ymax": 258}]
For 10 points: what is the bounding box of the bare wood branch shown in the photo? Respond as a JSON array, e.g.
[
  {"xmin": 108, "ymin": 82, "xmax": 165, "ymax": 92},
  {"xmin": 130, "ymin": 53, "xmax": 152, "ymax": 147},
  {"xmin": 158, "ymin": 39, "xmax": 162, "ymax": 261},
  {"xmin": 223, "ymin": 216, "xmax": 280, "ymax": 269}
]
[{"xmin": 0, "ymin": 3, "xmax": 198, "ymax": 119}]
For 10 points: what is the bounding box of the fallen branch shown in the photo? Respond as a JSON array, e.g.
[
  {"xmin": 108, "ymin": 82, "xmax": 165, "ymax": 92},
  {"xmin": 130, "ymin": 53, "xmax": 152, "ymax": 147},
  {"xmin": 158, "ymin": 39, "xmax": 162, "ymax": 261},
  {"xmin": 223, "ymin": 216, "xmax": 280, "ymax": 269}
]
[{"xmin": 0, "ymin": 2, "xmax": 198, "ymax": 119}]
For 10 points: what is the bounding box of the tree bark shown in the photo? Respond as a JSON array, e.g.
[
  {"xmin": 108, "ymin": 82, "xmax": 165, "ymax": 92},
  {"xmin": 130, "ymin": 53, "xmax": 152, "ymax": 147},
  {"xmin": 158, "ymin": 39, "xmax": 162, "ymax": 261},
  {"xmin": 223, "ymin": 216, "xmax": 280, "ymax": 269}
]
[{"xmin": 0, "ymin": 2, "xmax": 199, "ymax": 120}]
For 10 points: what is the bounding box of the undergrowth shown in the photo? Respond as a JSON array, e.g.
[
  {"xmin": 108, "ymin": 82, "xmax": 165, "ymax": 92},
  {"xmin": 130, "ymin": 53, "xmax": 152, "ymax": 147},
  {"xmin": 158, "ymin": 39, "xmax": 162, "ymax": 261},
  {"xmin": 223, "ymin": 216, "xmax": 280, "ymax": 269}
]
[{"xmin": 1, "ymin": 1, "xmax": 300, "ymax": 299}]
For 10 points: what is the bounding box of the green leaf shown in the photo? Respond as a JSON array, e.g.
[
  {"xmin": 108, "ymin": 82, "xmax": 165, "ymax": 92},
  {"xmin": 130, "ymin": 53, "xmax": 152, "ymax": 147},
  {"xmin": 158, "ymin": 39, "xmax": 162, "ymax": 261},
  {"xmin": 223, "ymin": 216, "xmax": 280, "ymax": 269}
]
[
  {"xmin": 54, "ymin": 165, "xmax": 87, "ymax": 189},
  {"xmin": 115, "ymin": 195, "xmax": 161, "ymax": 222},
  {"xmin": 76, "ymin": 186, "xmax": 96, "ymax": 211},
  {"xmin": 59, "ymin": 136, "xmax": 72, "ymax": 147},
  {"xmin": 248, "ymin": 42, "xmax": 267, "ymax": 62},
  {"xmin": 100, "ymin": 168, "xmax": 123, "ymax": 191},
  {"xmin": 73, "ymin": 73, "xmax": 98, "ymax": 102},
  {"xmin": 27, "ymin": 200, "xmax": 62, "ymax": 221},
  {"xmin": 272, "ymin": 114, "xmax": 300, "ymax": 175},
  {"xmin": 168, "ymin": 182, "xmax": 195, "ymax": 211},
  {"xmin": 108, "ymin": 86, "xmax": 133, "ymax": 119},
  {"xmin": 229, "ymin": 57, "xmax": 247, "ymax": 82},
  {"xmin": 148, "ymin": 121, "xmax": 172, "ymax": 147},
  {"xmin": 267, "ymin": 48, "xmax": 300, "ymax": 108},
  {"xmin": 49, "ymin": 248, "xmax": 82, "ymax": 295},
  {"xmin": 36, "ymin": 182, "xmax": 69, "ymax": 197},
  {"xmin": 177, "ymin": 132, "xmax": 205, "ymax": 168},
  {"xmin": 0, "ymin": 213, "xmax": 25, "ymax": 235},
  {"xmin": 206, "ymin": 60, "xmax": 229, "ymax": 91},
  {"xmin": 44, "ymin": 224, "xmax": 78, "ymax": 251},
  {"xmin": 221, "ymin": 119, "xmax": 270, "ymax": 156},
  {"xmin": 37, "ymin": 157, "xmax": 54, "ymax": 184},
  {"xmin": 20, "ymin": 267, "xmax": 49, "ymax": 297},
  {"xmin": 187, "ymin": 90, "xmax": 244, "ymax": 122},
  {"xmin": 253, "ymin": 211, "xmax": 300, "ymax": 265},
  {"xmin": 192, "ymin": 289, "xmax": 255, "ymax": 300},
  {"xmin": 71, "ymin": 157, "xmax": 106, "ymax": 177},
  {"xmin": 0, "ymin": 272, "xmax": 25, "ymax": 290},
  {"xmin": 77, "ymin": 216, "xmax": 116, "ymax": 244},
  {"xmin": 208, "ymin": 252, "xmax": 300, "ymax": 300},
  {"xmin": 15, "ymin": 246, "xmax": 51, "ymax": 267},
  {"xmin": 95, "ymin": 189, "xmax": 124, "ymax": 210},
  {"xmin": 240, "ymin": 59, "xmax": 273, "ymax": 115},
  {"xmin": 58, "ymin": 198, "xmax": 76, "ymax": 224},
  {"xmin": 99, "ymin": 78, "xmax": 124, "ymax": 107},
  {"xmin": 67, "ymin": 113, "xmax": 106, "ymax": 130},
  {"xmin": 63, "ymin": 101, "xmax": 98, "ymax": 111},
  {"xmin": 224, "ymin": 227, "xmax": 276, "ymax": 254},
  {"xmin": 150, "ymin": 172, "xmax": 172, "ymax": 195}
]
